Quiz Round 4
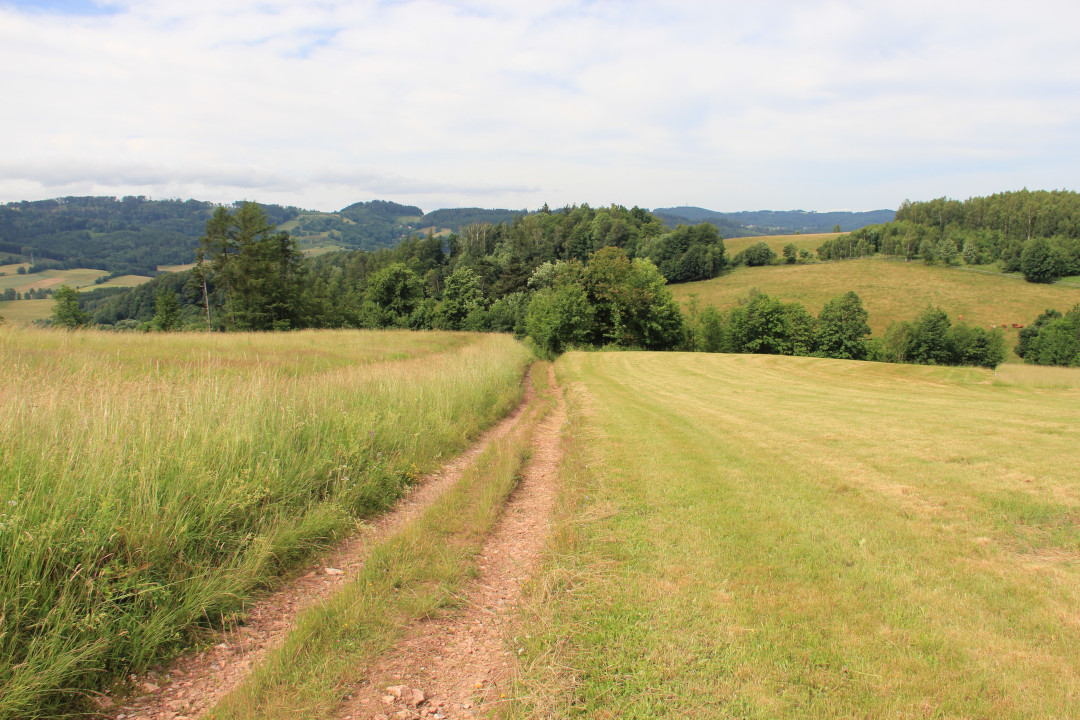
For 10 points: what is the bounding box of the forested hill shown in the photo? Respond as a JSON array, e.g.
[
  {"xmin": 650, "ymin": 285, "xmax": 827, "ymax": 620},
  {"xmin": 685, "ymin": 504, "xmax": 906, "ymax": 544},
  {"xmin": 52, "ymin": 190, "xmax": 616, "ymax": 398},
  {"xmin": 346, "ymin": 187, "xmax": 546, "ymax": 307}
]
[
  {"xmin": 1, "ymin": 195, "xmax": 897, "ymax": 277},
  {"xmin": 0, "ymin": 197, "xmax": 521, "ymax": 276},
  {"xmin": 0, "ymin": 196, "xmax": 300, "ymax": 276},
  {"xmin": 654, "ymin": 207, "xmax": 895, "ymax": 236}
]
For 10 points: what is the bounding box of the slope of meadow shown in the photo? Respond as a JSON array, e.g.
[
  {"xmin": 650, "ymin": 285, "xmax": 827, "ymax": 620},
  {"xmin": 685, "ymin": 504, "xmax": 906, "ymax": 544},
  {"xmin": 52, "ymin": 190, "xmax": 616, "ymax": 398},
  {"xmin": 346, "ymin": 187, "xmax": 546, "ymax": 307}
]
[
  {"xmin": 674, "ymin": 257, "xmax": 1080, "ymax": 335},
  {"xmin": 0, "ymin": 327, "xmax": 531, "ymax": 719},
  {"xmin": 510, "ymin": 352, "xmax": 1080, "ymax": 719},
  {"xmin": 723, "ymin": 231, "xmax": 841, "ymax": 257}
]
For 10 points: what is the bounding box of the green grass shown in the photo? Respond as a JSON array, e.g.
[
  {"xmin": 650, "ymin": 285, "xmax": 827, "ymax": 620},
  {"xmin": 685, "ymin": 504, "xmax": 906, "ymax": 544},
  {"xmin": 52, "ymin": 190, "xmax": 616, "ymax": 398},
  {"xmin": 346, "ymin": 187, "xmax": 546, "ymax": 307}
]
[
  {"xmin": 0, "ymin": 269, "xmax": 156, "ymax": 323},
  {"xmin": 0, "ymin": 267, "xmax": 108, "ymax": 293},
  {"xmin": 210, "ymin": 363, "xmax": 556, "ymax": 720},
  {"xmin": 508, "ymin": 351, "xmax": 1080, "ymax": 719},
  {"xmin": 674, "ymin": 256, "xmax": 1080, "ymax": 336},
  {"xmin": 92, "ymin": 274, "xmax": 153, "ymax": 289},
  {"xmin": 0, "ymin": 262, "xmax": 30, "ymax": 275},
  {"xmin": 0, "ymin": 327, "xmax": 531, "ymax": 720},
  {"xmin": 0, "ymin": 298, "xmax": 53, "ymax": 323}
]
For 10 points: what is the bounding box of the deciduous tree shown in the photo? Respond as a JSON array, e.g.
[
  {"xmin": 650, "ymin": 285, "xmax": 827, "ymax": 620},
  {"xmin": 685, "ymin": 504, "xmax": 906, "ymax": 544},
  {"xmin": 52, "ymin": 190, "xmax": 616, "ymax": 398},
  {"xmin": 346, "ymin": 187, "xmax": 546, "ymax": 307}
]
[
  {"xmin": 817, "ymin": 291, "xmax": 870, "ymax": 360},
  {"xmin": 51, "ymin": 285, "xmax": 88, "ymax": 328}
]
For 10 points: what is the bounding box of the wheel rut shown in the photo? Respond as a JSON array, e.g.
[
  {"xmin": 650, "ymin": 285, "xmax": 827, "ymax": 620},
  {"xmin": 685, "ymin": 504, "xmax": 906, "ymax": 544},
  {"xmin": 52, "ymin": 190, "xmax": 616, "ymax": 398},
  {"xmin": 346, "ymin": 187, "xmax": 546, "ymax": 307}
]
[
  {"xmin": 107, "ymin": 373, "xmax": 538, "ymax": 720},
  {"xmin": 336, "ymin": 364, "xmax": 566, "ymax": 720}
]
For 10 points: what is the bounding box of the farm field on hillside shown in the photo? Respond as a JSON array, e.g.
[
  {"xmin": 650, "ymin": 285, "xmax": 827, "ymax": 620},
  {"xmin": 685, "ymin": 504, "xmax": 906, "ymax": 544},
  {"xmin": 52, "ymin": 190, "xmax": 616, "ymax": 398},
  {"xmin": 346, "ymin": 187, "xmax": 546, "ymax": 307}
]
[
  {"xmin": 510, "ymin": 352, "xmax": 1080, "ymax": 719},
  {"xmin": 0, "ymin": 267, "xmax": 106, "ymax": 293},
  {"xmin": 158, "ymin": 263, "xmax": 196, "ymax": 272},
  {"xmin": 0, "ymin": 298, "xmax": 52, "ymax": 322},
  {"xmin": 0, "ymin": 327, "xmax": 531, "ymax": 719},
  {"xmin": 674, "ymin": 256, "xmax": 1080, "ymax": 335},
  {"xmin": 724, "ymin": 231, "xmax": 841, "ymax": 257},
  {"xmin": 0, "ymin": 271, "xmax": 153, "ymax": 322},
  {"xmin": 92, "ymin": 273, "xmax": 153, "ymax": 289}
]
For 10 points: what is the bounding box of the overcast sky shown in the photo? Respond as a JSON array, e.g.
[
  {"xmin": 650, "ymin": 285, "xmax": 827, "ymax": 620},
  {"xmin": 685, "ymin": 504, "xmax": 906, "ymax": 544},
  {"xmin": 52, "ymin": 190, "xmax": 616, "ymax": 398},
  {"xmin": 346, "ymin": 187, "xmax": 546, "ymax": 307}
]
[{"xmin": 1, "ymin": 0, "xmax": 1078, "ymax": 213}]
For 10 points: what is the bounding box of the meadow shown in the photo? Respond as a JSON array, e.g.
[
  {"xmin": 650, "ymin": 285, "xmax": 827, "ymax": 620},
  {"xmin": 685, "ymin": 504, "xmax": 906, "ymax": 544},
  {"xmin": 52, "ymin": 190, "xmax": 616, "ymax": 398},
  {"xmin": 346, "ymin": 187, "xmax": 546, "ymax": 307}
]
[
  {"xmin": 674, "ymin": 256, "xmax": 1080, "ymax": 336},
  {"xmin": 0, "ymin": 265, "xmax": 153, "ymax": 323},
  {"xmin": 0, "ymin": 298, "xmax": 53, "ymax": 323},
  {"xmin": 724, "ymin": 231, "xmax": 840, "ymax": 257},
  {"xmin": 0, "ymin": 266, "xmax": 106, "ymax": 293},
  {"xmin": 0, "ymin": 326, "xmax": 531, "ymax": 719},
  {"xmin": 510, "ymin": 351, "xmax": 1080, "ymax": 719}
]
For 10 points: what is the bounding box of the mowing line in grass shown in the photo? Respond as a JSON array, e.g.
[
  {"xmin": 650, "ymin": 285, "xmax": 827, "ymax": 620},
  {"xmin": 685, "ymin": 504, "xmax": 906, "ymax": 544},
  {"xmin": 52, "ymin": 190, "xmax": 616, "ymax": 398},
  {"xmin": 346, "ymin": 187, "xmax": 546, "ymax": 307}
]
[{"xmin": 506, "ymin": 351, "xmax": 1080, "ymax": 719}]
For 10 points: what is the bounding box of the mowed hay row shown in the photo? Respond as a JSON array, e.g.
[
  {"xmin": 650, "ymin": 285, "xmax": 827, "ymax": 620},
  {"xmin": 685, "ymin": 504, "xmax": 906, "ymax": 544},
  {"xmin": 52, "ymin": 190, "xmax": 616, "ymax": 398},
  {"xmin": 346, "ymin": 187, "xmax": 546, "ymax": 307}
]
[
  {"xmin": 0, "ymin": 326, "xmax": 531, "ymax": 720},
  {"xmin": 673, "ymin": 257, "xmax": 1080, "ymax": 336},
  {"xmin": 510, "ymin": 351, "xmax": 1080, "ymax": 719}
]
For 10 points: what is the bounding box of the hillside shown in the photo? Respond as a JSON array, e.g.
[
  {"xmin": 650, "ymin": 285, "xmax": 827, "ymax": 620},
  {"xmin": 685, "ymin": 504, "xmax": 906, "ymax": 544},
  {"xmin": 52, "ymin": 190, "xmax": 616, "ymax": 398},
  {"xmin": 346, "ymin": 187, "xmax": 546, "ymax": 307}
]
[
  {"xmin": 0, "ymin": 196, "xmax": 530, "ymax": 276},
  {"xmin": 672, "ymin": 256, "xmax": 1080, "ymax": 336},
  {"xmin": 654, "ymin": 206, "xmax": 894, "ymax": 236},
  {"xmin": 0, "ymin": 196, "xmax": 299, "ymax": 276},
  {"xmin": 723, "ymin": 231, "xmax": 844, "ymax": 257}
]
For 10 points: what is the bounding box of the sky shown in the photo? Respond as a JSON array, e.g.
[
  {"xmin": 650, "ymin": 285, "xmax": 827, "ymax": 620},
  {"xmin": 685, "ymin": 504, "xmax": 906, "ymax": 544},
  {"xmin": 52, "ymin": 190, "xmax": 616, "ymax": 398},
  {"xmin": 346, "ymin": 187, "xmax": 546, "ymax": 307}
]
[{"xmin": 1, "ymin": 0, "xmax": 1078, "ymax": 214}]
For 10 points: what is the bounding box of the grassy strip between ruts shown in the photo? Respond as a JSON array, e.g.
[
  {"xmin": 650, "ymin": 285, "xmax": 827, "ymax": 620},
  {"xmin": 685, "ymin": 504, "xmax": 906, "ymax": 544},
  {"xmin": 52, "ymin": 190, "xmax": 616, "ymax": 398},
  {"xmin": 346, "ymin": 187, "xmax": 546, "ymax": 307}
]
[
  {"xmin": 505, "ymin": 351, "xmax": 1080, "ymax": 719},
  {"xmin": 0, "ymin": 327, "xmax": 530, "ymax": 720},
  {"xmin": 208, "ymin": 362, "xmax": 556, "ymax": 720}
]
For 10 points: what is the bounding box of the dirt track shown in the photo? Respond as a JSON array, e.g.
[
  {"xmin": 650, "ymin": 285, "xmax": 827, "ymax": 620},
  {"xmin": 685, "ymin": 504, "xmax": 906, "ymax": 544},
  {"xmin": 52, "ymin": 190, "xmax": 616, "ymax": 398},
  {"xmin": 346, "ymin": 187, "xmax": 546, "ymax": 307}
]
[
  {"xmin": 108, "ymin": 373, "xmax": 546, "ymax": 720},
  {"xmin": 336, "ymin": 364, "xmax": 565, "ymax": 720}
]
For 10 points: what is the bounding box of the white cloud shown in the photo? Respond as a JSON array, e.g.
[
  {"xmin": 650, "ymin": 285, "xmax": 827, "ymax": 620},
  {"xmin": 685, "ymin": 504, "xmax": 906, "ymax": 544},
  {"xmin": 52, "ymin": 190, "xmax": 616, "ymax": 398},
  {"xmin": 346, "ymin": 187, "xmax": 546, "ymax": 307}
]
[{"xmin": 1, "ymin": 0, "xmax": 1078, "ymax": 212}]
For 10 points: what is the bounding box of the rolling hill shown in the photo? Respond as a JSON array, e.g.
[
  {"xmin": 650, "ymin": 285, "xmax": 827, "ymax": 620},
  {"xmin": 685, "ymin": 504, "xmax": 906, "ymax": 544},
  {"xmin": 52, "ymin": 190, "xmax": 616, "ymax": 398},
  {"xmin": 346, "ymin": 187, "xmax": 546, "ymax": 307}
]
[{"xmin": 672, "ymin": 256, "xmax": 1080, "ymax": 337}]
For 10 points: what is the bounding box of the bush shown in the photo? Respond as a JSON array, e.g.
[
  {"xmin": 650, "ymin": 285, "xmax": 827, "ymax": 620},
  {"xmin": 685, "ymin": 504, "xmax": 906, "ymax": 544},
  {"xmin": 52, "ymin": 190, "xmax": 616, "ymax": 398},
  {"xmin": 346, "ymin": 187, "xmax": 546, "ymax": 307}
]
[
  {"xmin": 742, "ymin": 242, "xmax": 778, "ymax": 267},
  {"xmin": 525, "ymin": 284, "xmax": 594, "ymax": 356},
  {"xmin": 1021, "ymin": 237, "xmax": 1056, "ymax": 282}
]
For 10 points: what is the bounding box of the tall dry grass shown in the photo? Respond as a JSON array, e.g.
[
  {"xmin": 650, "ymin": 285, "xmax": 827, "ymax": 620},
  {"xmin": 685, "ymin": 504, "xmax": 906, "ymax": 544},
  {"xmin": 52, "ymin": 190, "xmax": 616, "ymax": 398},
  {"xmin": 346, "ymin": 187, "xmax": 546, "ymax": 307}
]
[
  {"xmin": 993, "ymin": 362, "xmax": 1080, "ymax": 388},
  {"xmin": 0, "ymin": 326, "xmax": 530, "ymax": 719}
]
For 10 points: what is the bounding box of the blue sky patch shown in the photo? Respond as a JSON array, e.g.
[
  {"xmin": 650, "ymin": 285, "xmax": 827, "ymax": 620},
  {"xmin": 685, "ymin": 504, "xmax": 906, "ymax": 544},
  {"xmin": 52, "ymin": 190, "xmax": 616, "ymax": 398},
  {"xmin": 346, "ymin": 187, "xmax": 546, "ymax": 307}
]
[{"xmin": 3, "ymin": 0, "xmax": 120, "ymax": 16}]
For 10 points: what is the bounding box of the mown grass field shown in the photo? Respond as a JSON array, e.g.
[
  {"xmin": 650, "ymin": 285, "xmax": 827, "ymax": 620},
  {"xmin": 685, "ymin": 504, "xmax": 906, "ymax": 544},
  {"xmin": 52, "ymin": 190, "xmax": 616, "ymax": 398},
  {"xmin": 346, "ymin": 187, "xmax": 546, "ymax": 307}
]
[
  {"xmin": 158, "ymin": 262, "xmax": 197, "ymax": 273},
  {"xmin": 510, "ymin": 352, "xmax": 1080, "ymax": 719},
  {"xmin": 724, "ymin": 232, "xmax": 842, "ymax": 257},
  {"xmin": 0, "ymin": 267, "xmax": 106, "ymax": 293},
  {"xmin": 674, "ymin": 257, "xmax": 1080, "ymax": 336},
  {"xmin": 0, "ymin": 271, "xmax": 153, "ymax": 323},
  {"xmin": 0, "ymin": 327, "xmax": 531, "ymax": 719},
  {"xmin": 92, "ymin": 273, "xmax": 153, "ymax": 289},
  {"xmin": 0, "ymin": 298, "xmax": 53, "ymax": 322}
]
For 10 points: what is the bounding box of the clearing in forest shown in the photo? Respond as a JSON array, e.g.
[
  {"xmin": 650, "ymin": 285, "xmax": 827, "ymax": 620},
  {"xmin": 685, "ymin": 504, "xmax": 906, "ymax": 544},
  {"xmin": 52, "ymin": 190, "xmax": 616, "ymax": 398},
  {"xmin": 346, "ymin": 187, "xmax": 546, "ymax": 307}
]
[{"xmin": 508, "ymin": 351, "xmax": 1080, "ymax": 719}]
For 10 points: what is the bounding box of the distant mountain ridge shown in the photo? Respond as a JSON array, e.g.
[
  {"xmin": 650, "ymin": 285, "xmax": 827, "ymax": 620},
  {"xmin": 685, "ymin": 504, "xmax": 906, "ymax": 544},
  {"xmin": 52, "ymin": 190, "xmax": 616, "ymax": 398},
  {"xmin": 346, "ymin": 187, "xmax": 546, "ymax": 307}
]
[
  {"xmin": 653, "ymin": 207, "xmax": 896, "ymax": 236},
  {"xmin": 0, "ymin": 196, "xmax": 896, "ymax": 277}
]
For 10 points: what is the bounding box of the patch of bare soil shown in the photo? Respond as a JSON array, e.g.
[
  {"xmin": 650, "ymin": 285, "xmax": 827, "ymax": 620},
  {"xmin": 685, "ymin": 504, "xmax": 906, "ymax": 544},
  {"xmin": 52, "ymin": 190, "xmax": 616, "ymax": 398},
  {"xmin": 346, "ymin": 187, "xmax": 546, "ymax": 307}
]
[
  {"xmin": 336, "ymin": 365, "xmax": 565, "ymax": 720},
  {"xmin": 103, "ymin": 377, "xmax": 537, "ymax": 720}
]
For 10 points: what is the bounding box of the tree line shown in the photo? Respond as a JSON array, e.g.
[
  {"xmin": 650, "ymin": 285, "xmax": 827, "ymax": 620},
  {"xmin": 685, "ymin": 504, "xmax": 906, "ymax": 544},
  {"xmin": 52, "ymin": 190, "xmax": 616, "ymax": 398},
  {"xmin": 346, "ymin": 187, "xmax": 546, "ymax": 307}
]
[
  {"xmin": 819, "ymin": 190, "xmax": 1080, "ymax": 282},
  {"xmin": 62, "ymin": 202, "xmax": 1008, "ymax": 370},
  {"xmin": 683, "ymin": 291, "xmax": 1005, "ymax": 368}
]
